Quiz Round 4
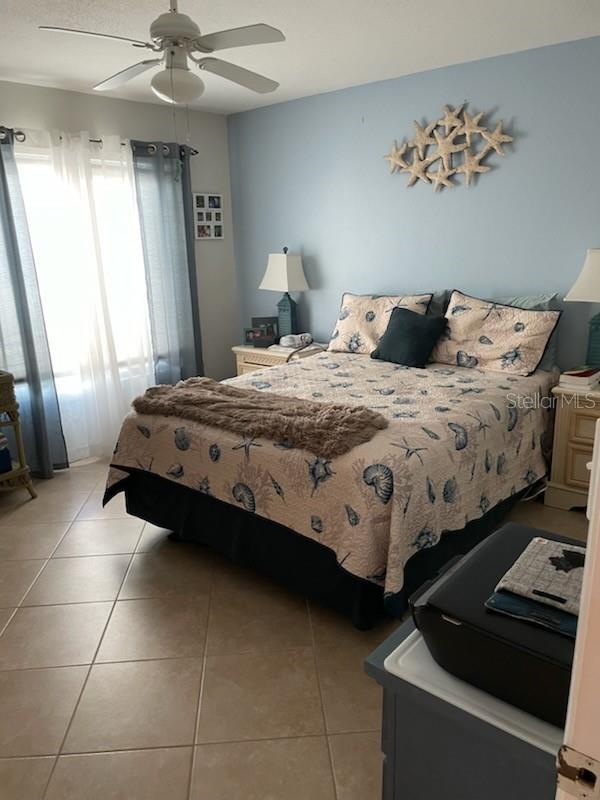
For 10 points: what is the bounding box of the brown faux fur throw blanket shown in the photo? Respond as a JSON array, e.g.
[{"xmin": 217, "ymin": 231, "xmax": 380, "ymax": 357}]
[{"xmin": 132, "ymin": 377, "xmax": 388, "ymax": 459}]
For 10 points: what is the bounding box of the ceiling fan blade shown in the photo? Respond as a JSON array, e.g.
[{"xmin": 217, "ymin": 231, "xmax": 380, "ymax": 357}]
[
  {"xmin": 198, "ymin": 58, "xmax": 279, "ymax": 93},
  {"xmin": 93, "ymin": 59, "xmax": 162, "ymax": 92},
  {"xmin": 39, "ymin": 26, "xmax": 150, "ymax": 48},
  {"xmin": 194, "ymin": 24, "xmax": 285, "ymax": 53}
]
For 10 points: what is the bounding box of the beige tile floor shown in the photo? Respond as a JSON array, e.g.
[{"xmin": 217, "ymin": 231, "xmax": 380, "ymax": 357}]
[{"xmin": 0, "ymin": 459, "xmax": 588, "ymax": 799}]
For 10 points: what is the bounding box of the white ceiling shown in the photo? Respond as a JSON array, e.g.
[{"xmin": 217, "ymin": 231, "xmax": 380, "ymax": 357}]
[{"xmin": 2, "ymin": 0, "xmax": 600, "ymax": 115}]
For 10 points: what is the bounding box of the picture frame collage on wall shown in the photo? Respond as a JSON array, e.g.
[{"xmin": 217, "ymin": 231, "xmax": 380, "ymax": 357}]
[{"xmin": 193, "ymin": 193, "xmax": 224, "ymax": 239}]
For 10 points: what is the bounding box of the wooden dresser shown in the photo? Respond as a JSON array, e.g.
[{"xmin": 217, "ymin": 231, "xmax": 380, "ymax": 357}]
[
  {"xmin": 232, "ymin": 344, "xmax": 323, "ymax": 376},
  {"xmin": 545, "ymin": 385, "xmax": 600, "ymax": 510}
]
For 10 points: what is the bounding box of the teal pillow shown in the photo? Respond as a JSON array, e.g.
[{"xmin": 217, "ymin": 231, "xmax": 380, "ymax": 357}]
[
  {"xmin": 372, "ymin": 307, "xmax": 446, "ymax": 367},
  {"xmin": 494, "ymin": 293, "xmax": 560, "ymax": 371}
]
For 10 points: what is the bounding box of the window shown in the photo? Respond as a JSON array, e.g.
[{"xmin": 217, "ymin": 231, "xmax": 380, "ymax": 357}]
[{"xmin": 14, "ymin": 136, "xmax": 154, "ymax": 461}]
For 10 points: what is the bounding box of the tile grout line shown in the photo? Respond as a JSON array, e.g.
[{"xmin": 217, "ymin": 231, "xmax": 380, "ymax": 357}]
[
  {"xmin": 46, "ymin": 513, "xmax": 145, "ymax": 562},
  {"xmin": 186, "ymin": 581, "xmax": 213, "ymax": 800},
  {"xmin": 306, "ymin": 598, "xmax": 339, "ymax": 800},
  {"xmin": 0, "ymin": 606, "xmax": 17, "ymax": 636},
  {"xmin": 13, "ymin": 560, "xmax": 50, "ymax": 609},
  {"xmin": 40, "ymin": 545, "xmax": 137, "ymax": 800},
  {"xmin": 27, "ymin": 505, "xmax": 87, "ymax": 565},
  {"xmin": 0, "ymin": 731, "xmax": 359, "ymax": 762},
  {"xmin": 0, "ymin": 640, "xmax": 386, "ymax": 673},
  {"xmin": 0, "ymin": 513, "xmax": 81, "ymax": 562},
  {"xmin": 0, "ymin": 487, "xmax": 93, "ymax": 531},
  {"xmin": 1, "ymin": 482, "xmax": 383, "ymax": 794},
  {"xmin": 5, "ymin": 488, "xmax": 93, "ymax": 611}
]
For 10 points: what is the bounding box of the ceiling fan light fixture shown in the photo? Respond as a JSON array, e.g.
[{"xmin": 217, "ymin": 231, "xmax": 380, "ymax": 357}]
[
  {"xmin": 41, "ymin": 1, "xmax": 284, "ymax": 100},
  {"xmin": 150, "ymin": 67, "xmax": 204, "ymax": 104}
]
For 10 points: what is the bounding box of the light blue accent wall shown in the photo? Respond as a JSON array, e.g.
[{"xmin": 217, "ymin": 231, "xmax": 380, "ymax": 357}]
[{"xmin": 228, "ymin": 37, "xmax": 600, "ymax": 368}]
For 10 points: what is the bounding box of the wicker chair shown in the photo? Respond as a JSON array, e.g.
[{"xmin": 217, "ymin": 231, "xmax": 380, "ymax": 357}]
[{"xmin": 0, "ymin": 371, "xmax": 37, "ymax": 499}]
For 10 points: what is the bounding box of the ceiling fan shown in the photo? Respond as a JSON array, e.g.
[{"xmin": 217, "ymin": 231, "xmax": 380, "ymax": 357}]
[{"xmin": 39, "ymin": 0, "xmax": 285, "ymax": 105}]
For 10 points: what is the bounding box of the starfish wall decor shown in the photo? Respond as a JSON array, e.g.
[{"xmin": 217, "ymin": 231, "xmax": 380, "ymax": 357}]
[{"xmin": 383, "ymin": 103, "xmax": 514, "ymax": 191}]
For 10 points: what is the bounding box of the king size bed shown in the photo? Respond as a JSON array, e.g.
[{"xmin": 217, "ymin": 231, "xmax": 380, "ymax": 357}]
[{"xmin": 104, "ymin": 348, "xmax": 556, "ymax": 628}]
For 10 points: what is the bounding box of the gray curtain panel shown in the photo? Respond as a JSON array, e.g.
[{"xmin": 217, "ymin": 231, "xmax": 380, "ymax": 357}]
[
  {"xmin": 0, "ymin": 128, "xmax": 68, "ymax": 476},
  {"xmin": 131, "ymin": 141, "xmax": 203, "ymax": 384}
]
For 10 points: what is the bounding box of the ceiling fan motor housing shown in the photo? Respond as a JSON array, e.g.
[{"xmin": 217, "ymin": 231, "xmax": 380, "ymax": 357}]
[{"xmin": 149, "ymin": 12, "xmax": 200, "ymax": 46}]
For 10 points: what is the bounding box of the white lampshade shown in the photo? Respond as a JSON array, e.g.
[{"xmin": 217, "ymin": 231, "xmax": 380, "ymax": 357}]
[
  {"xmin": 151, "ymin": 68, "xmax": 205, "ymax": 105},
  {"xmin": 259, "ymin": 252, "xmax": 309, "ymax": 293},
  {"xmin": 565, "ymin": 249, "xmax": 600, "ymax": 303}
]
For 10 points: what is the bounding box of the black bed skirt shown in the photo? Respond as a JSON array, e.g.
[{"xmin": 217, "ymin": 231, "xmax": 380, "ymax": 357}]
[{"xmin": 106, "ymin": 468, "xmax": 525, "ymax": 629}]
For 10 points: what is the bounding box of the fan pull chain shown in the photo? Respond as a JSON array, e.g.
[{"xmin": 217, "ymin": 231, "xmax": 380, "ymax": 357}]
[
  {"xmin": 185, "ymin": 103, "xmax": 192, "ymax": 145},
  {"xmin": 169, "ymin": 66, "xmax": 181, "ymax": 182}
]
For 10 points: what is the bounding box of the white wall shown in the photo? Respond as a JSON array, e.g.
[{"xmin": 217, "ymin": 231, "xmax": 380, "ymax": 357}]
[{"xmin": 0, "ymin": 79, "xmax": 240, "ymax": 379}]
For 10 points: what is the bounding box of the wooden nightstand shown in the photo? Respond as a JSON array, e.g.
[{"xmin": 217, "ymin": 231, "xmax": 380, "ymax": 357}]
[
  {"xmin": 232, "ymin": 344, "xmax": 324, "ymax": 376},
  {"xmin": 544, "ymin": 385, "xmax": 600, "ymax": 510}
]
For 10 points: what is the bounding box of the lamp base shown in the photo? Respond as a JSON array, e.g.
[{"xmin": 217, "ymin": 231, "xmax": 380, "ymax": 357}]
[
  {"xmin": 586, "ymin": 312, "xmax": 600, "ymax": 368},
  {"xmin": 277, "ymin": 292, "xmax": 298, "ymax": 337}
]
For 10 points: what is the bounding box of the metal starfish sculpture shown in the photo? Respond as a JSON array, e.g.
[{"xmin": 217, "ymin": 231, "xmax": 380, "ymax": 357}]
[
  {"xmin": 431, "ymin": 129, "xmax": 467, "ymax": 171},
  {"xmin": 439, "ymin": 103, "xmax": 464, "ymax": 134},
  {"xmin": 481, "ymin": 121, "xmax": 513, "ymax": 156},
  {"xmin": 455, "ymin": 148, "xmax": 490, "ymax": 186},
  {"xmin": 459, "ymin": 110, "xmax": 486, "ymax": 146},
  {"xmin": 401, "ymin": 149, "xmax": 433, "ymax": 186},
  {"xmin": 383, "ymin": 140, "xmax": 408, "ymax": 173},
  {"xmin": 384, "ymin": 103, "xmax": 514, "ymax": 190},
  {"xmin": 429, "ymin": 162, "xmax": 456, "ymax": 192},
  {"xmin": 409, "ymin": 120, "xmax": 436, "ymax": 159}
]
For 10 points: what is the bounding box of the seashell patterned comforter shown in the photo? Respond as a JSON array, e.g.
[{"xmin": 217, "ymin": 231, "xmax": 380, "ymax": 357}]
[{"xmin": 106, "ymin": 352, "xmax": 557, "ymax": 601}]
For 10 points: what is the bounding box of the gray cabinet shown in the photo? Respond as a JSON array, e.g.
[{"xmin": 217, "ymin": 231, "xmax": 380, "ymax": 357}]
[{"xmin": 365, "ymin": 620, "xmax": 561, "ymax": 800}]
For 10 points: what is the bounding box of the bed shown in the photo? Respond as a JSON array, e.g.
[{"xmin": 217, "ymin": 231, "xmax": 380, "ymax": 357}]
[{"xmin": 104, "ymin": 351, "xmax": 556, "ymax": 627}]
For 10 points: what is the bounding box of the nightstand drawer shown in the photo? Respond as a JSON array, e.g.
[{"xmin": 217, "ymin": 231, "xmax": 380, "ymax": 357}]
[
  {"xmin": 570, "ymin": 408, "xmax": 600, "ymax": 444},
  {"xmin": 239, "ymin": 363, "xmax": 263, "ymax": 375},
  {"xmin": 241, "ymin": 355, "xmax": 280, "ymax": 368},
  {"xmin": 232, "ymin": 343, "xmax": 323, "ymax": 377},
  {"xmin": 565, "ymin": 442, "xmax": 593, "ymax": 488},
  {"xmin": 545, "ymin": 384, "xmax": 600, "ymax": 510},
  {"xmin": 241, "ymin": 359, "xmax": 269, "ymax": 368},
  {"xmin": 233, "ymin": 348, "xmax": 285, "ymax": 376}
]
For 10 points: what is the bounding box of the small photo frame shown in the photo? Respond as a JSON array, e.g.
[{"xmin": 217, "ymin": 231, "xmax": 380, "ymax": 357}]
[
  {"xmin": 251, "ymin": 316, "xmax": 279, "ymax": 337},
  {"xmin": 193, "ymin": 193, "xmax": 224, "ymax": 239},
  {"xmin": 244, "ymin": 327, "xmax": 263, "ymax": 344}
]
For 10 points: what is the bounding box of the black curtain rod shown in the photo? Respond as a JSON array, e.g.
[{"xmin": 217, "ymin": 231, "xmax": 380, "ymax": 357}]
[{"xmin": 0, "ymin": 127, "xmax": 197, "ymax": 156}]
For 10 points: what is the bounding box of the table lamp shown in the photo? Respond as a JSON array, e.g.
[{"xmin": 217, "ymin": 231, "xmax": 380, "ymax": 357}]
[
  {"xmin": 259, "ymin": 247, "xmax": 309, "ymax": 336},
  {"xmin": 565, "ymin": 248, "xmax": 600, "ymax": 366}
]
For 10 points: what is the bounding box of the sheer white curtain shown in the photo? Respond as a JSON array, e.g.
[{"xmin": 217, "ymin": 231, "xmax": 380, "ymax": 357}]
[{"xmin": 14, "ymin": 131, "xmax": 154, "ymax": 461}]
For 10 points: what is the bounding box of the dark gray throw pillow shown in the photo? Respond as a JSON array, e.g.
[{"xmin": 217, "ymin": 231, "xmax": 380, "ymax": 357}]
[{"xmin": 371, "ymin": 307, "xmax": 446, "ymax": 367}]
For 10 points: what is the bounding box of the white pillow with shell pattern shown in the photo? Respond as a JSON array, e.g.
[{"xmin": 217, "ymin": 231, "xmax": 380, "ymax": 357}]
[
  {"xmin": 431, "ymin": 290, "xmax": 561, "ymax": 376},
  {"xmin": 328, "ymin": 292, "xmax": 433, "ymax": 354}
]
